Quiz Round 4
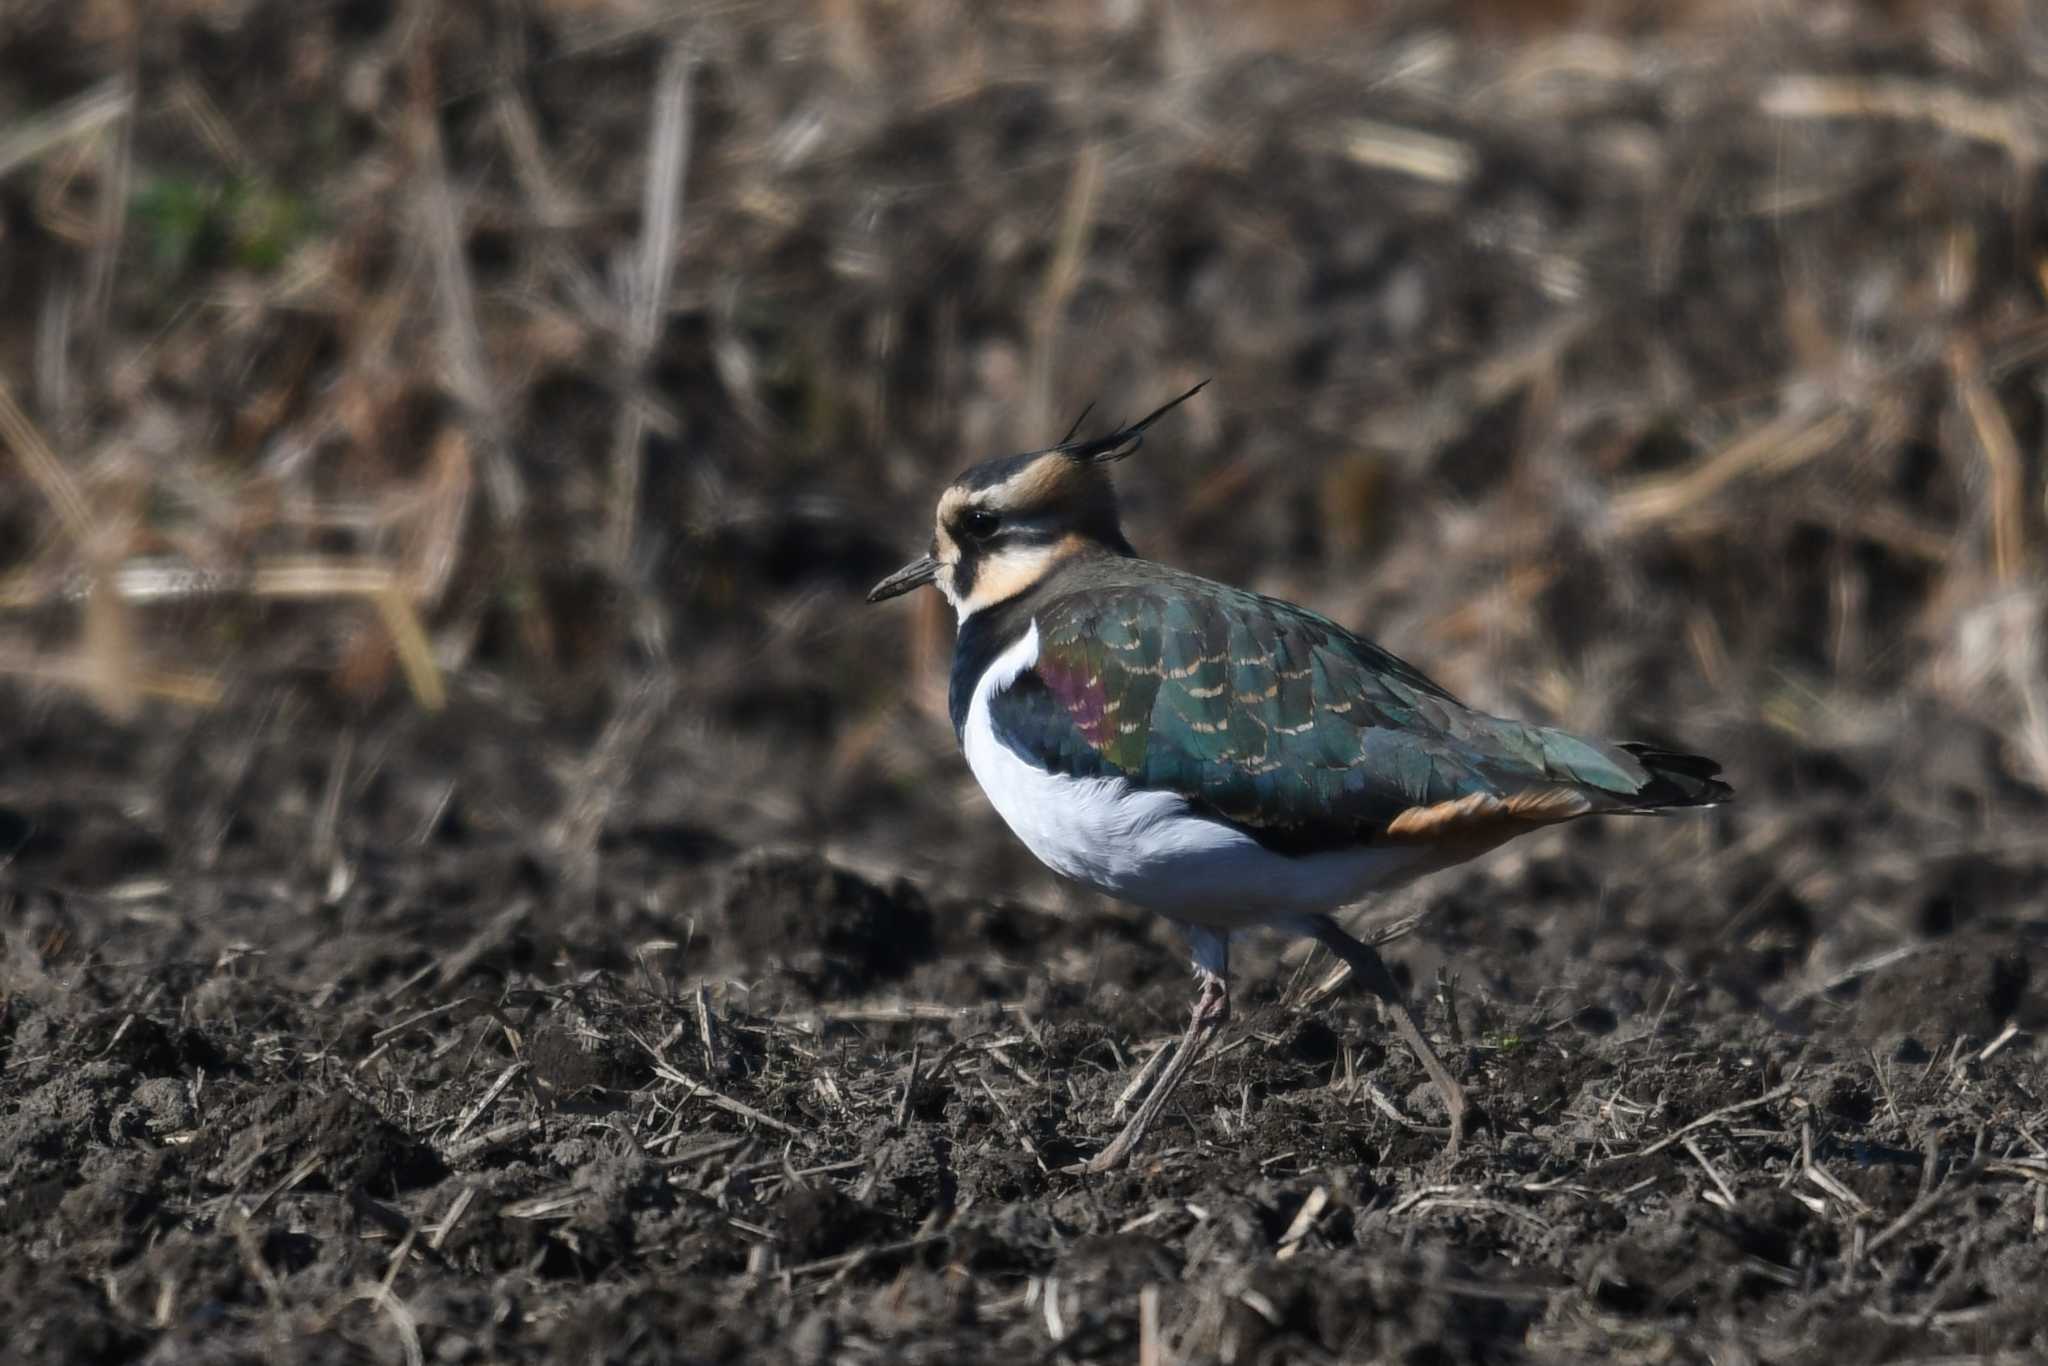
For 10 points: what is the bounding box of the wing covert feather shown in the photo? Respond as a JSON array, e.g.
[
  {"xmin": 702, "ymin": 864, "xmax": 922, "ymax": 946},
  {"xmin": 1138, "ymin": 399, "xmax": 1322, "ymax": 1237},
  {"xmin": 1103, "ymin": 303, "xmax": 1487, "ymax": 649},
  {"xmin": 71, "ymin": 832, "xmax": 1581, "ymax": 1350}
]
[{"xmin": 986, "ymin": 573, "xmax": 1672, "ymax": 856}]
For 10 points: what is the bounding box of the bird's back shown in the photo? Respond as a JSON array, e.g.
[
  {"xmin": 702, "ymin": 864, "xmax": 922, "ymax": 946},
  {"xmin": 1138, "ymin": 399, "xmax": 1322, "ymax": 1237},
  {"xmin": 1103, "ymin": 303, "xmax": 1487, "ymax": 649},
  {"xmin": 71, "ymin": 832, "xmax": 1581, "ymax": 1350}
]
[{"xmin": 962, "ymin": 552, "xmax": 1728, "ymax": 860}]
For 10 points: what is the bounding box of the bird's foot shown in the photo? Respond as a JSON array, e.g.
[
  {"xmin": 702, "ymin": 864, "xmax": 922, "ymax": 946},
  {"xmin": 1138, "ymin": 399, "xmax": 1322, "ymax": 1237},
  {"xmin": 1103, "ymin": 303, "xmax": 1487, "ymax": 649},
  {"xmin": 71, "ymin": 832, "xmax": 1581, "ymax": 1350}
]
[{"xmin": 1070, "ymin": 970, "xmax": 1230, "ymax": 1174}]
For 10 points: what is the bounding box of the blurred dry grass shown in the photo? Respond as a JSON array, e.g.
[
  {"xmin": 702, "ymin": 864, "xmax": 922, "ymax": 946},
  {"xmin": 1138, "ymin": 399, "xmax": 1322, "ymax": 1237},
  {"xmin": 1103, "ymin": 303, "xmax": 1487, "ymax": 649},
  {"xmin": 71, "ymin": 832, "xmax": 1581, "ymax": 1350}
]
[{"xmin": 0, "ymin": 0, "xmax": 2044, "ymax": 847}]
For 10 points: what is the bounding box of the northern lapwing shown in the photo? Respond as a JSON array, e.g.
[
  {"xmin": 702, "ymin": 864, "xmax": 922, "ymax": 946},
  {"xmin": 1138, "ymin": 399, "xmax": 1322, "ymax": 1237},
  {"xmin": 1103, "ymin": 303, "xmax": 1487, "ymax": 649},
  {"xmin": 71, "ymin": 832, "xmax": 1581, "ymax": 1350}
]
[{"xmin": 868, "ymin": 383, "xmax": 1730, "ymax": 1172}]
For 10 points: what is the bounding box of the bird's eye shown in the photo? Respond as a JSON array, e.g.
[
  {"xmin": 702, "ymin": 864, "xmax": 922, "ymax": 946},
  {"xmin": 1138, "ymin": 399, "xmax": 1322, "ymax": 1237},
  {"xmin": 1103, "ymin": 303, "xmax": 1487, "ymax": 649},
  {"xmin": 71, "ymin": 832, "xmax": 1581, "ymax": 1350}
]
[{"xmin": 962, "ymin": 509, "xmax": 1001, "ymax": 539}]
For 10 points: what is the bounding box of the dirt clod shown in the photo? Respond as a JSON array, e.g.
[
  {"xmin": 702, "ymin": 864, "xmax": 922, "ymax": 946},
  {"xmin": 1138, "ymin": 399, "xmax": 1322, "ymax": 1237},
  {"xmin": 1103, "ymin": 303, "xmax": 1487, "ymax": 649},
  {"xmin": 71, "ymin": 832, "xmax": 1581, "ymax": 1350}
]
[{"xmin": 714, "ymin": 851, "xmax": 938, "ymax": 998}]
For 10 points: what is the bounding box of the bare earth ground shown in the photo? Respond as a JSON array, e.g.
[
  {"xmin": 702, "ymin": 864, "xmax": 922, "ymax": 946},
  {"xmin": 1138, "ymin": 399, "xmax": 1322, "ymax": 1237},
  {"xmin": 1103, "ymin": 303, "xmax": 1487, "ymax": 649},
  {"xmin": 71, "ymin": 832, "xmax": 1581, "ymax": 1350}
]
[
  {"xmin": 5, "ymin": 706, "xmax": 2047, "ymax": 1364},
  {"xmin": 4, "ymin": 3, "xmax": 2048, "ymax": 1363}
]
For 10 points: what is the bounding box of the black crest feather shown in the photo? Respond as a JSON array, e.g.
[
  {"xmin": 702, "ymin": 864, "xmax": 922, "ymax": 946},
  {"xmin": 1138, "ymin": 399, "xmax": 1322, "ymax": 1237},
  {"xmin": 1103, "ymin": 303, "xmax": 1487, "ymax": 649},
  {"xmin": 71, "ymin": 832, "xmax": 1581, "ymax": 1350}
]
[{"xmin": 1052, "ymin": 380, "xmax": 1209, "ymax": 465}]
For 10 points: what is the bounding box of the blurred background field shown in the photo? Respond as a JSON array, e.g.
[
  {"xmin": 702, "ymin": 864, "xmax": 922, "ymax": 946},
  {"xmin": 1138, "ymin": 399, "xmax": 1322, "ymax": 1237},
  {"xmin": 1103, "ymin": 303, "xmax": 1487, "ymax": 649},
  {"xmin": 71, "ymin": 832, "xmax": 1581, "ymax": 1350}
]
[
  {"xmin": 3, "ymin": 2, "xmax": 2047, "ymax": 1362},
  {"xmin": 2, "ymin": 0, "xmax": 2044, "ymax": 881}
]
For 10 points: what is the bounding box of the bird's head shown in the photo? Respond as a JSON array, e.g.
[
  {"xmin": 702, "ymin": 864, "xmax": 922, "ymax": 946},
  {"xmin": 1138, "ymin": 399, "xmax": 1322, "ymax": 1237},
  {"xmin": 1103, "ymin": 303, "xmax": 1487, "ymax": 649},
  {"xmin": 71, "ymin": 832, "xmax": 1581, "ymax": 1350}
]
[{"xmin": 866, "ymin": 381, "xmax": 1207, "ymax": 619}]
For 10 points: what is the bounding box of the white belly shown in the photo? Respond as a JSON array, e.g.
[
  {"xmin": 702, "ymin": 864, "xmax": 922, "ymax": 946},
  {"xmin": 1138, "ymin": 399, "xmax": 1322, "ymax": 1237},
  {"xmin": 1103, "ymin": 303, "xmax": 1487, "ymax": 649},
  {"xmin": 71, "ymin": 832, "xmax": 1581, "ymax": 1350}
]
[{"xmin": 962, "ymin": 622, "xmax": 1436, "ymax": 928}]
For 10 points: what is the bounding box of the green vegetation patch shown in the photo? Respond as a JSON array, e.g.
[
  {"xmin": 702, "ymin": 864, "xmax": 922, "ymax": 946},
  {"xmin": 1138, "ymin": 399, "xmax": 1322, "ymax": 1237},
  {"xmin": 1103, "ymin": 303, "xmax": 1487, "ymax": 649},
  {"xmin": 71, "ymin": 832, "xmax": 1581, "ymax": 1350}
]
[{"xmin": 131, "ymin": 173, "xmax": 315, "ymax": 275}]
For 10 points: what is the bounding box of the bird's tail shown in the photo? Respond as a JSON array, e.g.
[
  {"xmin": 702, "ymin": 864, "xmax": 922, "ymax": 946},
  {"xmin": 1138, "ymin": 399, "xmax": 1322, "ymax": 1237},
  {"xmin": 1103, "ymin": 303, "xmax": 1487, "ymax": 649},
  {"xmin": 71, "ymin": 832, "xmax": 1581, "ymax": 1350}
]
[
  {"xmin": 1614, "ymin": 742, "xmax": 1732, "ymax": 809},
  {"xmin": 1481, "ymin": 720, "xmax": 1732, "ymax": 819}
]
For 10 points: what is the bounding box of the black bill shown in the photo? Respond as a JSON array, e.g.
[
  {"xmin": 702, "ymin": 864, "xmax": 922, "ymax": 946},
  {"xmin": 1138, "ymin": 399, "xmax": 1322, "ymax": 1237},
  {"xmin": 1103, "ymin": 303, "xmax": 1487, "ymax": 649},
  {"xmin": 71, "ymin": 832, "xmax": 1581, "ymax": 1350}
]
[{"xmin": 866, "ymin": 555, "xmax": 939, "ymax": 602}]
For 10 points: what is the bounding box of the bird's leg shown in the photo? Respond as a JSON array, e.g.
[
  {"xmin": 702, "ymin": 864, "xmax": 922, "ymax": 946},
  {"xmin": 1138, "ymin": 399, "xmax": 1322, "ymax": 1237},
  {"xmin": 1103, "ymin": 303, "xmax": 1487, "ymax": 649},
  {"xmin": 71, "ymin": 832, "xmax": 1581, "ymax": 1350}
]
[
  {"xmin": 1081, "ymin": 967, "xmax": 1229, "ymax": 1173},
  {"xmin": 1310, "ymin": 915, "xmax": 1466, "ymax": 1156}
]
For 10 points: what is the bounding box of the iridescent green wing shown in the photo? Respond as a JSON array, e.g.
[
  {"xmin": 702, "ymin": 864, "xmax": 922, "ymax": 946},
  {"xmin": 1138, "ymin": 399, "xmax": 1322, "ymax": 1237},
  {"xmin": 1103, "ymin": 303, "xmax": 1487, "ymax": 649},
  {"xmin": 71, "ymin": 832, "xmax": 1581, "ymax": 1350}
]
[{"xmin": 992, "ymin": 578, "xmax": 1667, "ymax": 854}]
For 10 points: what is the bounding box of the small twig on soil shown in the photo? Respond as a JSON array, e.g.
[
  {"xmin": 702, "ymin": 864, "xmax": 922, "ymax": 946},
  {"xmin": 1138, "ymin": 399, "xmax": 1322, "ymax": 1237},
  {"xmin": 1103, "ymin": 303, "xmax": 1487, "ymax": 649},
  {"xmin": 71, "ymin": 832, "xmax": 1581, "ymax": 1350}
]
[
  {"xmin": 1625, "ymin": 1082, "xmax": 1799, "ymax": 1159},
  {"xmin": 1920, "ymin": 1129, "xmax": 1942, "ymax": 1199},
  {"xmin": 446, "ymin": 1060, "xmax": 525, "ymax": 1145},
  {"xmin": 978, "ymin": 1072, "xmax": 1048, "ymax": 1173},
  {"xmin": 380, "ymin": 1226, "xmax": 417, "ymax": 1293},
  {"xmin": 1337, "ymin": 118, "xmax": 1478, "ymax": 185},
  {"xmin": 1865, "ymin": 1160, "xmax": 1986, "ymax": 1255},
  {"xmin": 695, "ymin": 982, "xmax": 721, "ymax": 1074},
  {"xmin": 442, "ymin": 1116, "xmax": 542, "ymax": 1163},
  {"xmin": 427, "ymin": 1185, "xmax": 476, "ymax": 1251},
  {"xmin": 1803, "ymin": 1162, "xmax": 1871, "ymax": 1215},
  {"xmin": 1286, "ymin": 911, "xmax": 1424, "ymax": 1009},
  {"xmin": 648, "ymin": 1058, "xmax": 803, "ymax": 1138},
  {"xmin": 1869, "ymin": 1048, "xmax": 1905, "ymax": 1130},
  {"xmin": 1779, "ymin": 942, "xmax": 1928, "ymax": 1008},
  {"xmin": 1986, "ymin": 1159, "xmax": 2048, "ymax": 1185},
  {"xmin": 1116, "ymin": 1207, "xmax": 1177, "ymax": 1237},
  {"xmin": 379, "ymin": 959, "xmax": 441, "ymax": 1006},
  {"xmin": 1361, "ymin": 1078, "xmax": 1451, "ymax": 1138},
  {"xmin": 855, "ymin": 1048, "xmax": 956, "ymax": 1184},
  {"xmin": 1045, "ymin": 1275, "xmax": 1069, "ymax": 1344},
  {"xmin": 1394, "ymin": 1272, "xmax": 1562, "ymax": 1307},
  {"xmin": 1977, "ymin": 1020, "xmax": 2021, "ymax": 1063},
  {"xmin": 1275, "ymin": 1185, "xmax": 1329, "ymax": 1261},
  {"xmin": 1389, "ymin": 1187, "xmax": 1555, "ymax": 1235},
  {"xmin": 986, "ymin": 1044, "xmax": 1042, "ymax": 1089},
  {"xmin": 1759, "ymin": 75, "xmax": 2039, "ymax": 162},
  {"xmin": 780, "ymin": 1001, "xmax": 1032, "ymax": 1028},
  {"xmin": 654, "ymin": 1135, "xmax": 749, "ymax": 1168},
  {"xmin": 1295, "ymin": 959, "xmax": 1354, "ymax": 1011},
  {"xmin": 349, "ymin": 1191, "xmax": 448, "ymax": 1271},
  {"xmin": 502, "ymin": 1189, "xmax": 588, "ymax": 1221},
  {"xmin": 1683, "ymin": 1136, "xmax": 1739, "ymax": 1207},
  {"xmin": 781, "ymin": 1233, "xmax": 949, "ymax": 1281},
  {"xmin": 244, "ymin": 1152, "xmax": 323, "ymax": 1219},
  {"xmin": 894, "ymin": 1041, "xmax": 921, "ymax": 1128},
  {"xmin": 1933, "ymin": 1035, "xmax": 1969, "ymax": 1094}
]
